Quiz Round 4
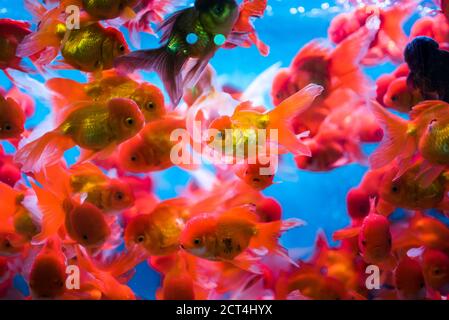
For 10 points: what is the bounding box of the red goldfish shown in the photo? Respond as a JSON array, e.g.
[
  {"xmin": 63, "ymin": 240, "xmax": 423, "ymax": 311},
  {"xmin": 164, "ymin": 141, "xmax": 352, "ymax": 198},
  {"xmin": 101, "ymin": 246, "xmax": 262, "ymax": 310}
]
[
  {"xmin": 29, "ymin": 238, "xmax": 67, "ymax": 299},
  {"xmin": 328, "ymin": 1, "xmax": 416, "ymax": 64},
  {"xmin": 0, "ymin": 93, "xmax": 26, "ymax": 140},
  {"xmin": 383, "ymin": 77, "xmax": 423, "ymax": 113},
  {"xmin": 334, "ymin": 202, "xmax": 394, "ymax": 266},
  {"xmin": 0, "ymin": 19, "xmax": 35, "ymax": 80},
  {"xmin": 422, "ymin": 248, "xmax": 449, "ymax": 295},
  {"xmin": 394, "ymin": 255, "xmax": 426, "ymax": 300}
]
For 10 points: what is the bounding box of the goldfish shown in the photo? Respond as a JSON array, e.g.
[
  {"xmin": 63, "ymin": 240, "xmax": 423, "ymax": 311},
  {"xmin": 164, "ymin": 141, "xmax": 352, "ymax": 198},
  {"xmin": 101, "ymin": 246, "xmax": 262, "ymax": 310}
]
[
  {"xmin": 156, "ymin": 254, "xmax": 196, "ymax": 300},
  {"xmin": 74, "ymin": 245, "xmax": 144, "ymax": 300},
  {"xmin": 328, "ymin": 1, "xmax": 416, "ymax": 65},
  {"xmin": 207, "ymin": 84, "xmax": 323, "ymax": 158},
  {"xmin": 222, "ymin": 0, "xmax": 269, "ymax": 56},
  {"xmin": 333, "ymin": 201, "xmax": 394, "ymax": 266},
  {"xmin": 125, "ymin": 198, "xmax": 189, "ymax": 256},
  {"xmin": 422, "ymin": 248, "xmax": 449, "ymax": 295},
  {"xmin": 15, "ymin": 98, "xmax": 144, "ymax": 172},
  {"xmin": 410, "ymin": 13, "xmax": 449, "ymax": 46},
  {"xmin": 66, "ymin": 163, "xmax": 135, "ymax": 213},
  {"xmin": 29, "ymin": 238, "xmax": 67, "ymax": 299},
  {"xmin": 383, "ymin": 77, "xmax": 423, "ymax": 113},
  {"xmin": 0, "ymin": 146, "xmax": 21, "ymax": 187},
  {"xmin": 180, "ymin": 206, "xmax": 304, "ymax": 269},
  {"xmin": 275, "ymin": 265, "xmax": 350, "ymax": 300},
  {"xmin": 115, "ymin": 0, "xmax": 240, "ymax": 105},
  {"xmin": 346, "ymin": 188, "xmax": 371, "ymax": 221},
  {"xmin": 234, "ymin": 160, "xmax": 275, "ymax": 190},
  {"xmin": 0, "ymin": 93, "xmax": 26, "ymax": 140},
  {"xmin": 46, "ymin": 71, "xmax": 166, "ymax": 122},
  {"xmin": 18, "ymin": 4, "xmax": 129, "ymax": 72},
  {"xmin": 0, "ymin": 19, "xmax": 35, "ymax": 80},
  {"xmin": 369, "ymin": 99, "xmax": 449, "ymax": 187},
  {"xmin": 31, "ymin": 166, "xmax": 111, "ymax": 248},
  {"xmin": 0, "ymin": 181, "xmax": 40, "ymax": 241},
  {"xmin": 393, "ymin": 211, "xmax": 449, "ymax": 252},
  {"xmin": 394, "ymin": 256, "xmax": 426, "ymax": 300},
  {"xmin": 364, "ymin": 159, "xmax": 449, "ymax": 216},
  {"xmin": 404, "ymin": 36, "xmax": 449, "ymax": 102},
  {"xmin": 272, "ymin": 16, "xmax": 379, "ymax": 107},
  {"xmin": 119, "ymin": 115, "xmax": 192, "ymax": 172},
  {"xmin": 57, "ymin": 0, "xmax": 138, "ymax": 20}
]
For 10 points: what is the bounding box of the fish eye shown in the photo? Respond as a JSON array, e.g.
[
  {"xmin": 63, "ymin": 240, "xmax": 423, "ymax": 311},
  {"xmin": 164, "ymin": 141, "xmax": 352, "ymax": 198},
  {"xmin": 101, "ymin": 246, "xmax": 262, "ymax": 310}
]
[
  {"xmin": 3, "ymin": 240, "xmax": 11, "ymax": 248},
  {"xmin": 193, "ymin": 238, "xmax": 202, "ymax": 246},
  {"xmin": 94, "ymin": 60, "xmax": 101, "ymax": 68},
  {"xmin": 212, "ymin": 4, "xmax": 225, "ymax": 15},
  {"xmin": 114, "ymin": 191, "xmax": 124, "ymax": 201},
  {"xmin": 146, "ymin": 102, "xmax": 154, "ymax": 110},
  {"xmin": 361, "ymin": 239, "xmax": 367, "ymax": 247},
  {"xmin": 119, "ymin": 44, "xmax": 125, "ymax": 52},
  {"xmin": 136, "ymin": 235, "xmax": 145, "ymax": 243},
  {"xmin": 125, "ymin": 117, "xmax": 134, "ymax": 126},
  {"xmin": 4, "ymin": 124, "xmax": 12, "ymax": 131},
  {"xmin": 82, "ymin": 234, "xmax": 88, "ymax": 241},
  {"xmin": 252, "ymin": 177, "xmax": 261, "ymax": 182},
  {"xmin": 391, "ymin": 95, "xmax": 397, "ymax": 101},
  {"xmin": 391, "ymin": 184, "xmax": 399, "ymax": 193},
  {"xmin": 433, "ymin": 268, "xmax": 441, "ymax": 276},
  {"xmin": 420, "ymin": 282, "xmax": 425, "ymax": 288},
  {"xmin": 130, "ymin": 154, "xmax": 138, "ymax": 162}
]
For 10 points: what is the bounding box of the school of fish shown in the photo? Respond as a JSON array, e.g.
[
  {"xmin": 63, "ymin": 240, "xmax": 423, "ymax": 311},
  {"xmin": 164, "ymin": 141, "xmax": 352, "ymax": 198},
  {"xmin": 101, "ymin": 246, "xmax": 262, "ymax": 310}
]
[{"xmin": 1, "ymin": 0, "xmax": 449, "ymax": 300}]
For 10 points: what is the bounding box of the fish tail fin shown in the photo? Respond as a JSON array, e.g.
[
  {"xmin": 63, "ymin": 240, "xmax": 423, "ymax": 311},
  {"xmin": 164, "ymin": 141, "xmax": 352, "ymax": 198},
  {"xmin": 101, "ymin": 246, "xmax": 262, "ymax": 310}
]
[
  {"xmin": 46, "ymin": 78, "xmax": 87, "ymax": 110},
  {"xmin": 332, "ymin": 226, "xmax": 360, "ymax": 241},
  {"xmin": 30, "ymin": 181, "xmax": 66, "ymax": 244},
  {"xmin": 16, "ymin": 18, "xmax": 62, "ymax": 62},
  {"xmin": 15, "ymin": 131, "xmax": 74, "ymax": 173},
  {"xmin": 330, "ymin": 14, "xmax": 380, "ymax": 92},
  {"xmin": 267, "ymin": 83, "xmax": 323, "ymax": 156},
  {"xmin": 114, "ymin": 47, "xmax": 187, "ymax": 106},
  {"xmin": 369, "ymin": 100, "xmax": 415, "ymax": 169},
  {"xmin": 252, "ymin": 218, "xmax": 306, "ymax": 251}
]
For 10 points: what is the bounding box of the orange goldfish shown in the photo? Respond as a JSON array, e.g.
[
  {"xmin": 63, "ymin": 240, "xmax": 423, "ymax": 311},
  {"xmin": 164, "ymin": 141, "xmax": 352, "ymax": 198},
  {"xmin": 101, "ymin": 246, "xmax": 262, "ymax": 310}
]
[
  {"xmin": 346, "ymin": 188, "xmax": 371, "ymax": 221},
  {"xmin": 31, "ymin": 166, "xmax": 111, "ymax": 248},
  {"xmin": 0, "ymin": 93, "xmax": 26, "ymax": 140},
  {"xmin": 394, "ymin": 255, "xmax": 426, "ymax": 300},
  {"xmin": 275, "ymin": 265, "xmax": 350, "ymax": 300},
  {"xmin": 15, "ymin": 98, "xmax": 144, "ymax": 172},
  {"xmin": 370, "ymin": 99, "xmax": 449, "ymax": 187},
  {"xmin": 234, "ymin": 160, "xmax": 275, "ymax": 190},
  {"xmin": 208, "ymin": 84, "xmax": 323, "ymax": 158},
  {"xmin": 67, "ymin": 163, "xmax": 135, "ymax": 213},
  {"xmin": 46, "ymin": 71, "xmax": 166, "ymax": 122},
  {"xmin": 375, "ymin": 161, "xmax": 449, "ymax": 216},
  {"xmin": 125, "ymin": 198, "xmax": 189, "ymax": 256},
  {"xmin": 393, "ymin": 211, "xmax": 449, "ymax": 252},
  {"xmin": 180, "ymin": 206, "xmax": 304, "ymax": 268},
  {"xmin": 383, "ymin": 77, "xmax": 423, "ymax": 113},
  {"xmin": 119, "ymin": 116, "xmax": 191, "ymax": 172},
  {"xmin": 0, "ymin": 146, "xmax": 22, "ymax": 187},
  {"xmin": 156, "ymin": 254, "xmax": 196, "ymax": 300},
  {"xmin": 74, "ymin": 245, "xmax": 145, "ymax": 300}
]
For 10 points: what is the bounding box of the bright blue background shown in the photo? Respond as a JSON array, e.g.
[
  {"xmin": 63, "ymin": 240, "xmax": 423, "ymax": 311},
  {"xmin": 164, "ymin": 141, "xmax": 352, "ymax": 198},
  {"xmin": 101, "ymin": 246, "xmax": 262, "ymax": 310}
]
[{"xmin": 0, "ymin": 0, "xmax": 422, "ymax": 299}]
